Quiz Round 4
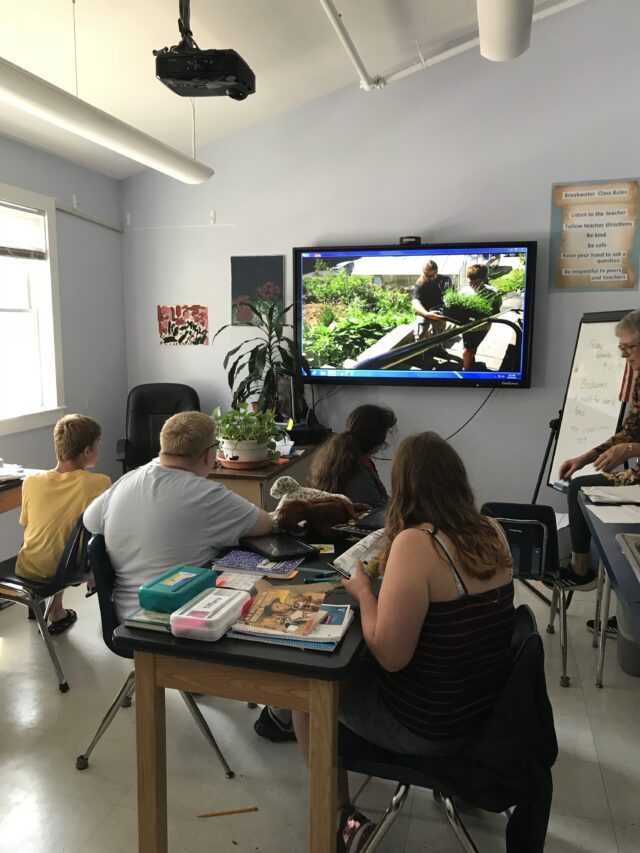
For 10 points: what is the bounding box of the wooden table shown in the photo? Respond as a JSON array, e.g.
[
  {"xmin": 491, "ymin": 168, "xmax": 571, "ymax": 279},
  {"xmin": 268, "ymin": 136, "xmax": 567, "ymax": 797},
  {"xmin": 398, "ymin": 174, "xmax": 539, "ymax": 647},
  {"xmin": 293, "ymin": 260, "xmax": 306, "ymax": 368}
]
[
  {"xmin": 0, "ymin": 468, "xmax": 42, "ymax": 514},
  {"xmin": 209, "ymin": 447, "xmax": 317, "ymax": 510},
  {"xmin": 114, "ymin": 617, "xmax": 363, "ymax": 853}
]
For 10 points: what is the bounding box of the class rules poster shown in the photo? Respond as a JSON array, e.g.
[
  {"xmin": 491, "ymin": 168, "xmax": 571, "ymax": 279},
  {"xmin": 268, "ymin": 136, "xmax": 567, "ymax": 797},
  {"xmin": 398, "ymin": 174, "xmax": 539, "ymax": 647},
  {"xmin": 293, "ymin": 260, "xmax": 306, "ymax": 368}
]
[{"xmin": 549, "ymin": 178, "xmax": 640, "ymax": 291}]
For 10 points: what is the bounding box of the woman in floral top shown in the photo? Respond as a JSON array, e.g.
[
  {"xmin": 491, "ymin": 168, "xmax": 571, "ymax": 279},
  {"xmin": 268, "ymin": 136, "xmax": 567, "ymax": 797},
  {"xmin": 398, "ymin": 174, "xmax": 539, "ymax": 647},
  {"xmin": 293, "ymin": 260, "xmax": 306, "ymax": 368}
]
[{"xmin": 557, "ymin": 309, "xmax": 640, "ymax": 599}]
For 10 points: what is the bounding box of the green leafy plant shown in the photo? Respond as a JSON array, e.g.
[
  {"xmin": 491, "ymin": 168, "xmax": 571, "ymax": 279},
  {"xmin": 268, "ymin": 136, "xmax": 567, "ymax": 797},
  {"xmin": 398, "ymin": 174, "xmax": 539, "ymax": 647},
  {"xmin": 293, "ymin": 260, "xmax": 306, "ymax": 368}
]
[
  {"xmin": 213, "ymin": 302, "xmax": 310, "ymax": 412},
  {"xmin": 212, "ymin": 403, "xmax": 284, "ymax": 448},
  {"xmin": 491, "ymin": 267, "xmax": 525, "ymax": 294},
  {"xmin": 442, "ymin": 289, "xmax": 494, "ymax": 317}
]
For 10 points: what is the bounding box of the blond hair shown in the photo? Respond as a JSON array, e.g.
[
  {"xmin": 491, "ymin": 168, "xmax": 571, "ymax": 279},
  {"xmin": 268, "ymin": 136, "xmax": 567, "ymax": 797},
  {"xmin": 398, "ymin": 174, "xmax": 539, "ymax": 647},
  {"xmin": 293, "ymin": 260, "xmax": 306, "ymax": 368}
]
[
  {"xmin": 54, "ymin": 415, "xmax": 102, "ymax": 462},
  {"xmin": 160, "ymin": 411, "xmax": 215, "ymax": 461}
]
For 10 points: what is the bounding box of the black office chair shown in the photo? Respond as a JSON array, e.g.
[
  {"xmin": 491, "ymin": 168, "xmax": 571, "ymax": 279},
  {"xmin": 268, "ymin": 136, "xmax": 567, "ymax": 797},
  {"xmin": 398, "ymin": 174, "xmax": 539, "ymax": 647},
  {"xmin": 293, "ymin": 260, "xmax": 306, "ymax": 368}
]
[
  {"xmin": 482, "ymin": 502, "xmax": 571, "ymax": 687},
  {"xmin": 117, "ymin": 383, "xmax": 201, "ymax": 474},
  {"xmin": 339, "ymin": 605, "xmax": 557, "ymax": 853},
  {"xmin": 75, "ymin": 534, "xmax": 234, "ymax": 779},
  {"xmin": 0, "ymin": 516, "xmax": 89, "ymax": 693}
]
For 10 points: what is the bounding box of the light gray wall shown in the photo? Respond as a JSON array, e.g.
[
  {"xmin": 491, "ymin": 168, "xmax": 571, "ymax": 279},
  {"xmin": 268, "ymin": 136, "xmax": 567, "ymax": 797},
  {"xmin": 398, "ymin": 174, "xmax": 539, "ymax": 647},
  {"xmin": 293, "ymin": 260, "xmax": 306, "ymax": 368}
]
[
  {"xmin": 0, "ymin": 136, "xmax": 127, "ymax": 557},
  {"xmin": 120, "ymin": 0, "xmax": 639, "ymax": 507}
]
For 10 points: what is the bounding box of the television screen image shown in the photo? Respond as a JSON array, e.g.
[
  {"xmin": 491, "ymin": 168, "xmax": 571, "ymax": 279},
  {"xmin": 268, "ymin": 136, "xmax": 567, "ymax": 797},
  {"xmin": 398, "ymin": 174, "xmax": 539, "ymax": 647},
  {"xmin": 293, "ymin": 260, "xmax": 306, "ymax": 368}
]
[{"xmin": 294, "ymin": 241, "xmax": 536, "ymax": 389}]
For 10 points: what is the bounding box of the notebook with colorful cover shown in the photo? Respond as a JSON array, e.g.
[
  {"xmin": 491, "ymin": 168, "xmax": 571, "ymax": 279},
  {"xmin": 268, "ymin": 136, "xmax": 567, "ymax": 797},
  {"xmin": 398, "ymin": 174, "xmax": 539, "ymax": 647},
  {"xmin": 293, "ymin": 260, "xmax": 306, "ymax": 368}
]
[
  {"xmin": 211, "ymin": 550, "xmax": 302, "ymax": 578},
  {"xmin": 229, "ymin": 584, "xmax": 353, "ymax": 651}
]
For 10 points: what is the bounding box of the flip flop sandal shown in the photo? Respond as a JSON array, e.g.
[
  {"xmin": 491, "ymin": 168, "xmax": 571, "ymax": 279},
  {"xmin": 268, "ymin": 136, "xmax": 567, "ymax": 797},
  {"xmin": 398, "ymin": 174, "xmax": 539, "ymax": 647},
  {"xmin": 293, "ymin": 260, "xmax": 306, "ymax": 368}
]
[
  {"xmin": 85, "ymin": 587, "xmax": 97, "ymax": 598},
  {"xmin": 48, "ymin": 609, "xmax": 78, "ymax": 635}
]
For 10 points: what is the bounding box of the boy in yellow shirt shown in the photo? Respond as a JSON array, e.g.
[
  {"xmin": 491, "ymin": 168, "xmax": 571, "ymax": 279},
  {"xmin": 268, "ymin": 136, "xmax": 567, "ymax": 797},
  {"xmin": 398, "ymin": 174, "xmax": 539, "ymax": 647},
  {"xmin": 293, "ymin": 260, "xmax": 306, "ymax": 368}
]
[{"xmin": 16, "ymin": 414, "xmax": 111, "ymax": 634}]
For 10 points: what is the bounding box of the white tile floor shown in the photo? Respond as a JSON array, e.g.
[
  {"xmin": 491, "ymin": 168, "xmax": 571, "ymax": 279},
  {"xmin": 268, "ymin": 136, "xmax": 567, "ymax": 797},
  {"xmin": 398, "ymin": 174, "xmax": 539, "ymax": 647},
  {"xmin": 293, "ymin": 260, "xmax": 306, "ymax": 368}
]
[{"xmin": 0, "ymin": 583, "xmax": 638, "ymax": 852}]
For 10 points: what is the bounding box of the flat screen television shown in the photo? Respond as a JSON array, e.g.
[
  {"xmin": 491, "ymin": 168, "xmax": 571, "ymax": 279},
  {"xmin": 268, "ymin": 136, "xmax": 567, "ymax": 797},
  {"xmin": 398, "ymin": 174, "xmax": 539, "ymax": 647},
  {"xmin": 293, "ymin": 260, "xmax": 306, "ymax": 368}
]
[{"xmin": 293, "ymin": 241, "xmax": 536, "ymax": 389}]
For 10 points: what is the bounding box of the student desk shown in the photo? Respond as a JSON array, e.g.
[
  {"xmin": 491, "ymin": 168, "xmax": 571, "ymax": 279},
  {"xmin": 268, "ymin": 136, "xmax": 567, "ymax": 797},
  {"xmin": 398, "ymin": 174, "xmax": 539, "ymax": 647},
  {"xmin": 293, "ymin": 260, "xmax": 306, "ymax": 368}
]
[
  {"xmin": 208, "ymin": 447, "xmax": 318, "ymax": 510},
  {"xmin": 113, "ymin": 617, "xmax": 364, "ymax": 853},
  {"xmin": 0, "ymin": 468, "xmax": 43, "ymax": 514},
  {"xmin": 578, "ymin": 492, "xmax": 640, "ymax": 687}
]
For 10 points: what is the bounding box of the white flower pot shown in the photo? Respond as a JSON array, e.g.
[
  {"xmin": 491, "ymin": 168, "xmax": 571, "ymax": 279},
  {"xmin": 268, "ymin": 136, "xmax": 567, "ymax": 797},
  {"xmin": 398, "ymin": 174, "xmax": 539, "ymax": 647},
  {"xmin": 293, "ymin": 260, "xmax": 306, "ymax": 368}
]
[{"xmin": 219, "ymin": 438, "xmax": 270, "ymax": 463}]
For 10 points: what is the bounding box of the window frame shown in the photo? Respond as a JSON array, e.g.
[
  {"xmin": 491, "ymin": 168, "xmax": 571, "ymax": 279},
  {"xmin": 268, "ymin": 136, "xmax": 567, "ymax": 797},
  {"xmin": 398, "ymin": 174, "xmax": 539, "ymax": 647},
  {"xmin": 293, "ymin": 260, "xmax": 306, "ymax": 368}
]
[{"xmin": 0, "ymin": 182, "xmax": 65, "ymax": 437}]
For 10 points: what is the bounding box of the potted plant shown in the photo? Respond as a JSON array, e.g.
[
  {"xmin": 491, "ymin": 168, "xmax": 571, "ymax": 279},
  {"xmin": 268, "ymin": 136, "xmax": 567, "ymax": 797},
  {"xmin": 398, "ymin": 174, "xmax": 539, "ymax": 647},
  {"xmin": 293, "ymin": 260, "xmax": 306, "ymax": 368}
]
[
  {"xmin": 213, "ymin": 403, "xmax": 284, "ymax": 467},
  {"xmin": 441, "ymin": 289, "xmax": 495, "ymax": 325},
  {"xmin": 213, "ymin": 302, "xmax": 310, "ymax": 413}
]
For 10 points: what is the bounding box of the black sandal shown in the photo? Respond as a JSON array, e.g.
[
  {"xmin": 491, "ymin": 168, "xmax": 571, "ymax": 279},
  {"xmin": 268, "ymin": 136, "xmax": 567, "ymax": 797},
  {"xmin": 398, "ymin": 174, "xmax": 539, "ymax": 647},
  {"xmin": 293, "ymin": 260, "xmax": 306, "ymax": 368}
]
[{"xmin": 48, "ymin": 609, "xmax": 78, "ymax": 635}]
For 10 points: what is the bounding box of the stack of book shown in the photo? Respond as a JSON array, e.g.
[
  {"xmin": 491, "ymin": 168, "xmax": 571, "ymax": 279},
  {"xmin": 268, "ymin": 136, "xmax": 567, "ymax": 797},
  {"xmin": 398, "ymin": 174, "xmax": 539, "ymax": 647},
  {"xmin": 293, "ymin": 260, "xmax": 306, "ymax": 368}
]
[{"xmin": 227, "ymin": 584, "xmax": 353, "ymax": 652}]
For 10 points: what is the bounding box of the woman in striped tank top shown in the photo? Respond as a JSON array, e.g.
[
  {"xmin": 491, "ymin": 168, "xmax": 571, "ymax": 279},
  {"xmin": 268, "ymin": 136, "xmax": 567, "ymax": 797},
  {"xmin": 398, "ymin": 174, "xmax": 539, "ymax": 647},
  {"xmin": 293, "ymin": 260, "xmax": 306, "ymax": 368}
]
[{"xmin": 293, "ymin": 432, "xmax": 515, "ymax": 852}]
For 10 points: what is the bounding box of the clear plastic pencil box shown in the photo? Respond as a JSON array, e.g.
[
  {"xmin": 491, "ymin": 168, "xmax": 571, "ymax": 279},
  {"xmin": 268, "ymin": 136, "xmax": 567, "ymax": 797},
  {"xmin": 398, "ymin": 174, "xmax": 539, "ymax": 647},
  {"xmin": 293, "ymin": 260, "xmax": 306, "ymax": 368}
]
[{"xmin": 170, "ymin": 587, "xmax": 252, "ymax": 641}]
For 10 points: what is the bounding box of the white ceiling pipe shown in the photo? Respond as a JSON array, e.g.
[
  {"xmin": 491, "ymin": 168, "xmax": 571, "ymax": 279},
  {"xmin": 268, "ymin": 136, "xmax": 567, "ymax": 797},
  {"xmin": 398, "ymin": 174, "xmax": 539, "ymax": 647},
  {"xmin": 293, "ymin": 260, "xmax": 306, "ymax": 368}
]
[
  {"xmin": 320, "ymin": 0, "xmax": 588, "ymax": 89},
  {"xmin": 317, "ymin": 0, "xmax": 376, "ymax": 90},
  {"xmin": 477, "ymin": 0, "xmax": 534, "ymax": 62},
  {"xmin": 0, "ymin": 56, "xmax": 214, "ymax": 184}
]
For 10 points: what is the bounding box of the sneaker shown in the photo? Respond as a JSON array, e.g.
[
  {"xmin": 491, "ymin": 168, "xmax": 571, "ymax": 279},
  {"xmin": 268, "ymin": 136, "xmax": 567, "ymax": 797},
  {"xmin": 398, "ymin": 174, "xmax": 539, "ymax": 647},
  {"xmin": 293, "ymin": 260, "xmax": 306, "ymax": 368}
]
[
  {"xmin": 586, "ymin": 616, "xmax": 618, "ymax": 639},
  {"xmin": 253, "ymin": 706, "xmax": 296, "ymax": 742},
  {"xmin": 543, "ymin": 565, "xmax": 598, "ymax": 592},
  {"xmin": 337, "ymin": 807, "xmax": 376, "ymax": 853}
]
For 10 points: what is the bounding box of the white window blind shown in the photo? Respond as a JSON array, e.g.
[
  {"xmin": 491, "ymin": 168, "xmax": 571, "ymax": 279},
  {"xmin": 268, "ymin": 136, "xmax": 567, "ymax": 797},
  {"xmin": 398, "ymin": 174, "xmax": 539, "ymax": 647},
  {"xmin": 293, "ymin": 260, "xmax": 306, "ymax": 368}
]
[{"xmin": 0, "ymin": 185, "xmax": 64, "ymax": 436}]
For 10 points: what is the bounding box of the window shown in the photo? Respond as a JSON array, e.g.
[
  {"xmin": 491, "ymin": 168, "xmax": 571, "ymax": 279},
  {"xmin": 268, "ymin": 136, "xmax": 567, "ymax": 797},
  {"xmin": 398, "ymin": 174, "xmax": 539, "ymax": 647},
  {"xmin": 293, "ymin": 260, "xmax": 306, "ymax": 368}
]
[{"xmin": 0, "ymin": 183, "xmax": 64, "ymax": 437}]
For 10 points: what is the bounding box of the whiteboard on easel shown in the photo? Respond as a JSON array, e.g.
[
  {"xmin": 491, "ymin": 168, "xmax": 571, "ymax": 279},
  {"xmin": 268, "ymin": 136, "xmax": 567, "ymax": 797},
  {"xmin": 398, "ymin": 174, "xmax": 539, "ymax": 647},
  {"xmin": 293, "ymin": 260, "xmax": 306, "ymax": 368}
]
[{"xmin": 548, "ymin": 312, "xmax": 629, "ymax": 488}]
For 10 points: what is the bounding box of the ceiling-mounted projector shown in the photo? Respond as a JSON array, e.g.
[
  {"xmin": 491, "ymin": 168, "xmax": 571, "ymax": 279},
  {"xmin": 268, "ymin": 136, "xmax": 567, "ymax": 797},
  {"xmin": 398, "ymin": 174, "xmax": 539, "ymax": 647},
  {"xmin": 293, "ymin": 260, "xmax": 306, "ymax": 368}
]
[{"xmin": 154, "ymin": 0, "xmax": 255, "ymax": 100}]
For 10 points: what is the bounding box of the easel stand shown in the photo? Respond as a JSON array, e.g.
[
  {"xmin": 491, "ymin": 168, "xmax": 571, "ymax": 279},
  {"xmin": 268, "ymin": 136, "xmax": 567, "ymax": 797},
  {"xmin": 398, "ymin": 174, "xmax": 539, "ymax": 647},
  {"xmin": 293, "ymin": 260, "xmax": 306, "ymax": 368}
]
[{"xmin": 522, "ymin": 413, "xmax": 562, "ymax": 607}]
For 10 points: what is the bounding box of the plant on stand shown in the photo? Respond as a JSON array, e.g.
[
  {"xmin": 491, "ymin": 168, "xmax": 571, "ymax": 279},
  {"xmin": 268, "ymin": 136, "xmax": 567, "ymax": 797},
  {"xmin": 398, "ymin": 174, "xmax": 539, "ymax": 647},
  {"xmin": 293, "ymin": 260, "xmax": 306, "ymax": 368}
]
[
  {"xmin": 213, "ymin": 302, "xmax": 310, "ymax": 414},
  {"xmin": 213, "ymin": 403, "xmax": 284, "ymax": 467}
]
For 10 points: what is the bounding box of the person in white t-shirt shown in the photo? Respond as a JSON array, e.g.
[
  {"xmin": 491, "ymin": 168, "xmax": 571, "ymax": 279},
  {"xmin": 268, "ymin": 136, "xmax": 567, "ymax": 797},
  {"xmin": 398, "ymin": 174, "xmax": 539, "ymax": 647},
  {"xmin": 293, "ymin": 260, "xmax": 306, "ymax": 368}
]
[{"xmin": 83, "ymin": 411, "xmax": 273, "ymax": 622}]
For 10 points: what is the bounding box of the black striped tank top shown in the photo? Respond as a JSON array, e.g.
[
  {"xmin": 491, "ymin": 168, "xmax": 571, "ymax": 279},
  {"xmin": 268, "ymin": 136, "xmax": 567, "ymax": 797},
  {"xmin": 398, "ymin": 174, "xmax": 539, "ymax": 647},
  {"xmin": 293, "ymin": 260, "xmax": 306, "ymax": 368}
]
[{"xmin": 376, "ymin": 528, "xmax": 515, "ymax": 744}]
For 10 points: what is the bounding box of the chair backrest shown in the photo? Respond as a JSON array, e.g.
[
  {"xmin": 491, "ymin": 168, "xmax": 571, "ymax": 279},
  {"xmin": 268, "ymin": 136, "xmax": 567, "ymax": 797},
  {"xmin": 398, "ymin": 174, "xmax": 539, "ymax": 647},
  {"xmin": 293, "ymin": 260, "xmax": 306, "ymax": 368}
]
[
  {"xmin": 50, "ymin": 515, "xmax": 90, "ymax": 590},
  {"xmin": 87, "ymin": 534, "xmax": 131, "ymax": 659},
  {"xmin": 124, "ymin": 382, "xmax": 201, "ymax": 470},
  {"xmin": 481, "ymin": 502, "xmax": 559, "ymax": 581}
]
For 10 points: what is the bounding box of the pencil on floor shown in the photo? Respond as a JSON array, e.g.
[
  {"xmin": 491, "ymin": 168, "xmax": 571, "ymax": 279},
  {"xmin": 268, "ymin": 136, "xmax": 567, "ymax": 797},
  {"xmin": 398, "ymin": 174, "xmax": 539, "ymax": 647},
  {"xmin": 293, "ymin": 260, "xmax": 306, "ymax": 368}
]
[{"xmin": 197, "ymin": 806, "xmax": 259, "ymax": 819}]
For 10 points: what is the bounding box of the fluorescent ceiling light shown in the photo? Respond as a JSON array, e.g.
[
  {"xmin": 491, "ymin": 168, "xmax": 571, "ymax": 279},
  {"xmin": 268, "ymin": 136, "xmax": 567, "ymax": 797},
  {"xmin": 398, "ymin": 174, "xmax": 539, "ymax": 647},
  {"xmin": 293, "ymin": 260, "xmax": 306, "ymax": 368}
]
[
  {"xmin": 477, "ymin": 0, "xmax": 534, "ymax": 62},
  {"xmin": 0, "ymin": 56, "xmax": 213, "ymax": 184}
]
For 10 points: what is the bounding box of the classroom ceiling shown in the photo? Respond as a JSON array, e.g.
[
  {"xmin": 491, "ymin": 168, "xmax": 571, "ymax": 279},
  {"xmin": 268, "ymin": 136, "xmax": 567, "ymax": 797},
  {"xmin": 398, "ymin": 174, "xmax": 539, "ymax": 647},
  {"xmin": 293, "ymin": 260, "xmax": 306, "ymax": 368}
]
[{"xmin": 0, "ymin": 0, "xmax": 581, "ymax": 180}]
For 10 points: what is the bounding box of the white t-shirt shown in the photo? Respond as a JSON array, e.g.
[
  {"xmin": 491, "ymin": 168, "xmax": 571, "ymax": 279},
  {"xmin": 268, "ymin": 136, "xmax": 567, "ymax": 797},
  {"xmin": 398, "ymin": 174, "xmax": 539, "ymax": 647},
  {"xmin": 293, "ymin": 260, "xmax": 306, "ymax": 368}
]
[{"xmin": 83, "ymin": 460, "xmax": 260, "ymax": 620}]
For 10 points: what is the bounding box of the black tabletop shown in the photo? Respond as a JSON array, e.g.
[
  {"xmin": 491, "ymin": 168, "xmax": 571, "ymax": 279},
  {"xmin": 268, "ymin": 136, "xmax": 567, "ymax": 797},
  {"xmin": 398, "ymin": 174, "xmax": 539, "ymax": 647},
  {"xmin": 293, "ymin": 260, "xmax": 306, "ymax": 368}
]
[
  {"xmin": 113, "ymin": 617, "xmax": 363, "ymax": 681},
  {"xmin": 113, "ymin": 538, "xmax": 366, "ymax": 681}
]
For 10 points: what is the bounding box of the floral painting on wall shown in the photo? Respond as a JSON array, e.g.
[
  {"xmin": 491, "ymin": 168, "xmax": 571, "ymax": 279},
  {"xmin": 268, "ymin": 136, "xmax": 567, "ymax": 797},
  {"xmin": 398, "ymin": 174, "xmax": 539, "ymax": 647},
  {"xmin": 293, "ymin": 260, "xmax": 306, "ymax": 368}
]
[
  {"xmin": 230, "ymin": 255, "xmax": 285, "ymax": 325},
  {"xmin": 157, "ymin": 304, "xmax": 209, "ymax": 345}
]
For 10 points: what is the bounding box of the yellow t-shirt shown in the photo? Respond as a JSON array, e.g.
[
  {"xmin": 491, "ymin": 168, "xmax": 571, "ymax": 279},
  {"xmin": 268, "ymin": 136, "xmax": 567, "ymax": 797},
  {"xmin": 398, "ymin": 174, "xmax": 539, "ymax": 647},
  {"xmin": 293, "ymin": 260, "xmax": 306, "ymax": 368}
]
[{"xmin": 15, "ymin": 469, "xmax": 111, "ymax": 582}]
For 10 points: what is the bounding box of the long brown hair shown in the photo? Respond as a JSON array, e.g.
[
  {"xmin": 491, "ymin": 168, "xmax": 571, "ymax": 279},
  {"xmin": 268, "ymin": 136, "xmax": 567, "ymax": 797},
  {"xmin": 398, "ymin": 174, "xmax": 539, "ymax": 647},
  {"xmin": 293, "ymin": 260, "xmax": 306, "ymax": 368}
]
[
  {"xmin": 308, "ymin": 405, "xmax": 397, "ymax": 493},
  {"xmin": 382, "ymin": 432, "xmax": 510, "ymax": 579}
]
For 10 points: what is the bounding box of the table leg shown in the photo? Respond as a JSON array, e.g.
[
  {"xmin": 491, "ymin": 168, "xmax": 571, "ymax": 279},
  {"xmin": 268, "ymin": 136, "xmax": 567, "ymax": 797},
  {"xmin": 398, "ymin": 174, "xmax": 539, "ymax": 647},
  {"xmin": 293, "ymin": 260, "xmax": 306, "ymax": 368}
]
[
  {"xmin": 135, "ymin": 652, "xmax": 168, "ymax": 853},
  {"xmin": 592, "ymin": 561, "xmax": 605, "ymax": 649},
  {"xmin": 595, "ymin": 574, "xmax": 611, "ymax": 689},
  {"xmin": 308, "ymin": 679, "xmax": 339, "ymax": 853}
]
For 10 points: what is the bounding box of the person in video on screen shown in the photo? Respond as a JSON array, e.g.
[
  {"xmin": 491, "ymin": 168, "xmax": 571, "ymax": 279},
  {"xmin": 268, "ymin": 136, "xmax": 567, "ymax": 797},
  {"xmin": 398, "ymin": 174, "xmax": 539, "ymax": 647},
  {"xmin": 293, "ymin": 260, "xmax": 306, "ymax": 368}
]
[
  {"xmin": 554, "ymin": 309, "xmax": 640, "ymax": 612},
  {"xmin": 412, "ymin": 260, "xmax": 451, "ymax": 341},
  {"xmin": 292, "ymin": 431, "xmax": 515, "ymax": 850},
  {"xmin": 461, "ymin": 264, "xmax": 502, "ymax": 371},
  {"xmin": 308, "ymin": 404, "xmax": 397, "ymax": 506}
]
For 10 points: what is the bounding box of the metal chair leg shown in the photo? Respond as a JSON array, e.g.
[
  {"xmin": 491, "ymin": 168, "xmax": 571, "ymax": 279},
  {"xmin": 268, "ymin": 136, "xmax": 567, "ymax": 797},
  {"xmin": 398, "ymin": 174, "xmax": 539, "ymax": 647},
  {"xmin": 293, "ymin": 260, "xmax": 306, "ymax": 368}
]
[
  {"xmin": 76, "ymin": 670, "xmax": 135, "ymax": 770},
  {"xmin": 559, "ymin": 585, "xmax": 570, "ymax": 687},
  {"xmin": 546, "ymin": 585, "xmax": 559, "ymax": 634},
  {"xmin": 595, "ymin": 574, "xmax": 612, "ymax": 689},
  {"xmin": 122, "ymin": 674, "xmax": 136, "ymax": 708},
  {"xmin": 33, "ymin": 601, "xmax": 69, "ymax": 693},
  {"xmin": 179, "ymin": 691, "xmax": 235, "ymax": 779},
  {"xmin": 360, "ymin": 783, "xmax": 410, "ymax": 853},
  {"xmin": 593, "ymin": 561, "xmax": 605, "ymax": 649},
  {"xmin": 442, "ymin": 794, "xmax": 480, "ymax": 853}
]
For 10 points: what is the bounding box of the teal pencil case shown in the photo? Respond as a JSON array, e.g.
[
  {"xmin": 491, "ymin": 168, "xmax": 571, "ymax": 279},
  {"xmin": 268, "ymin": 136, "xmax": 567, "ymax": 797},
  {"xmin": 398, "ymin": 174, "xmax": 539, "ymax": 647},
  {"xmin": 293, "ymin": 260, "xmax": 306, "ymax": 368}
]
[{"xmin": 138, "ymin": 566, "xmax": 218, "ymax": 613}]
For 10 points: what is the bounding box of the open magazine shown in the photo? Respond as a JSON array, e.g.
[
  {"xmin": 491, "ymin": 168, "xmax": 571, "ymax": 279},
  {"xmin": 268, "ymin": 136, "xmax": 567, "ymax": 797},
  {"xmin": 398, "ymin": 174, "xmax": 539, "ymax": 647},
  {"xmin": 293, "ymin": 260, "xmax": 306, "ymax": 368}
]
[
  {"xmin": 332, "ymin": 528, "xmax": 387, "ymax": 579},
  {"xmin": 229, "ymin": 584, "xmax": 353, "ymax": 651}
]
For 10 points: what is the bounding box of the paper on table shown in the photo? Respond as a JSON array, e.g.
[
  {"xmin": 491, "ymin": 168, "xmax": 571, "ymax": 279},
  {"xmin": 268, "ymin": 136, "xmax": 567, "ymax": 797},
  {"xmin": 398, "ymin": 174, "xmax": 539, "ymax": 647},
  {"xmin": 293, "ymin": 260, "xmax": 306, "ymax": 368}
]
[
  {"xmin": 555, "ymin": 513, "xmax": 569, "ymax": 530},
  {"xmin": 581, "ymin": 485, "xmax": 640, "ymax": 504},
  {"xmin": 587, "ymin": 504, "xmax": 640, "ymax": 524}
]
